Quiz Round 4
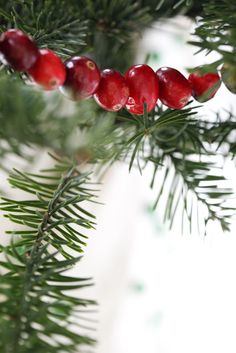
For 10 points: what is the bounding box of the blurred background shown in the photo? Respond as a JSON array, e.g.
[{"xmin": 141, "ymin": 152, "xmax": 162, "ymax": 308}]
[{"xmin": 1, "ymin": 14, "xmax": 236, "ymax": 353}]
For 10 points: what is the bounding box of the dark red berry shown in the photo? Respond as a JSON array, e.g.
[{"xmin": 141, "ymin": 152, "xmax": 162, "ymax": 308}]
[
  {"xmin": 94, "ymin": 69, "xmax": 129, "ymax": 112},
  {"xmin": 156, "ymin": 67, "xmax": 192, "ymax": 109},
  {"xmin": 0, "ymin": 29, "xmax": 39, "ymax": 71},
  {"xmin": 62, "ymin": 56, "xmax": 101, "ymax": 100},
  {"xmin": 188, "ymin": 71, "xmax": 221, "ymax": 102},
  {"xmin": 28, "ymin": 49, "xmax": 66, "ymax": 90},
  {"xmin": 125, "ymin": 64, "xmax": 159, "ymax": 115}
]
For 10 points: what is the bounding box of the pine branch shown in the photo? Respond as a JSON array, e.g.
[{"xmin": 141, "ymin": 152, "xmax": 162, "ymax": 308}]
[
  {"xmin": 0, "ymin": 68, "xmax": 234, "ymax": 234},
  {"xmin": 0, "ymin": 0, "xmax": 89, "ymax": 58},
  {"xmin": 189, "ymin": 0, "xmax": 236, "ymax": 65},
  {"xmin": 0, "ymin": 156, "xmax": 98, "ymax": 353},
  {"xmin": 169, "ymin": 154, "xmax": 233, "ymax": 233},
  {"xmin": 141, "ymin": 0, "xmax": 204, "ymax": 19},
  {"xmin": 116, "ymin": 104, "xmax": 235, "ymax": 233},
  {"xmin": 203, "ymin": 111, "xmax": 236, "ymax": 155}
]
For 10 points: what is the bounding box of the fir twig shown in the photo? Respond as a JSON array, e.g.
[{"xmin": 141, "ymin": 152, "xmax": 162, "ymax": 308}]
[
  {"xmin": 0, "ymin": 157, "xmax": 98, "ymax": 353},
  {"xmin": 118, "ymin": 105, "xmax": 235, "ymax": 233},
  {"xmin": 189, "ymin": 0, "xmax": 236, "ymax": 65},
  {"xmin": 0, "ymin": 0, "xmax": 88, "ymax": 58}
]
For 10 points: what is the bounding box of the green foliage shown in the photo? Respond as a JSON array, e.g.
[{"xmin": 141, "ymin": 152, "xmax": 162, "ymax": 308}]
[
  {"xmin": 189, "ymin": 0, "xmax": 236, "ymax": 65},
  {"xmin": 79, "ymin": 0, "xmax": 200, "ymax": 70},
  {"xmin": 78, "ymin": 0, "xmax": 151, "ymax": 43},
  {"xmin": 0, "ymin": 0, "xmax": 88, "ymax": 58},
  {"xmin": 0, "ymin": 73, "xmax": 48, "ymax": 157},
  {"xmin": 0, "ymin": 157, "xmax": 97, "ymax": 352},
  {"xmin": 0, "ymin": 71, "xmax": 121, "ymax": 166},
  {"xmin": 141, "ymin": 0, "xmax": 204, "ymax": 19},
  {"xmin": 158, "ymin": 155, "xmax": 233, "ymax": 233},
  {"xmin": 204, "ymin": 111, "xmax": 236, "ymax": 155},
  {"xmin": 116, "ymin": 104, "xmax": 234, "ymax": 232}
]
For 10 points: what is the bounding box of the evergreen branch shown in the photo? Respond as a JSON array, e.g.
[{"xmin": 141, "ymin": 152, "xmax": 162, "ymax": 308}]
[
  {"xmin": 203, "ymin": 111, "xmax": 236, "ymax": 155},
  {"xmin": 118, "ymin": 105, "xmax": 235, "ymax": 233},
  {"xmin": 0, "ymin": 0, "xmax": 89, "ymax": 58},
  {"xmin": 189, "ymin": 0, "xmax": 236, "ymax": 65},
  {"xmin": 169, "ymin": 154, "xmax": 233, "ymax": 233},
  {"xmin": 141, "ymin": 0, "xmax": 204, "ymax": 19},
  {"xmin": 0, "ymin": 157, "xmax": 98, "ymax": 353},
  {"xmin": 0, "ymin": 67, "xmax": 234, "ymax": 234},
  {"xmin": 80, "ymin": 0, "xmax": 152, "ymax": 43},
  {"xmin": 150, "ymin": 152, "xmax": 234, "ymax": 234}
]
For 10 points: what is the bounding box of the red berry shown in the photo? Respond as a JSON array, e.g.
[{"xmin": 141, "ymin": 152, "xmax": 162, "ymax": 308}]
[
  {"xmin": 125, "ymin": 64, "xmax": 159, "ymax": 115},
  {"xmin": 188, "ymin": 71, "xmax": 221, "ymax": 102},
  {"xmin": 156, "ymin": 67, "xmax": 192, "ymax": 109},
  {"xmin": 94, "ymin": 69, "xmax": 129, "ymax": 112},
  {"xmin": 28, "ymin": 49, "xmax": 66, "ymax": 90},
  {"xmin": 0, "ymin": 29, "xmax": 39, "ymax": 71},
  {"xmin": 62, "ymin": 56, "xmax": 101, "ymax": 100}
]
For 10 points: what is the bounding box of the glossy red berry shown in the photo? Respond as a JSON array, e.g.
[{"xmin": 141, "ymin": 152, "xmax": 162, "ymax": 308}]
[
  {"xmin": 28, "ymin": 49, "xmax": 66, "ymax": 90},
  {"xmin": 125, "ymin": 64, "xmax": 159, "ymax": 115},
  {"xmin": 188, "ymin": 71, "xmax": 221, "ymax": 102},
  {"xmin": 94, "ymin": 69, "xmax": 129, "ymax": 112},
  {"xmin": 0, "ymin": 29, "xmax": 39, "ymax": 71},
  {"xmin": 62, "ymin": 56, "xmax": 101, "ymax": 100},
  {"xmin": 156, "ymin": 67, "xmax": 192, "ymax": 109}
]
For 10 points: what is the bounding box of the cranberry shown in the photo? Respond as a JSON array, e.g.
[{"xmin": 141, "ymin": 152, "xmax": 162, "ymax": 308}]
[
  {"xmin": 62, "ymin": 56, "xmax": 101, "ymax": 100},
  {"xmin": 94, "ymin": 69, "xmax": 129, "ymax": 112},
  {"xmin": 0, "ymin": 29, "xmax": 39, "ymax": 71},
  {"xmin": 125, "ymin": 64, "xmax": 159, "ymax": 115},
  {"xmin": 28, "ymin": 49, "xmax": 66, "ymax": 90},
  {"xmin": 188, "ymin": 71, "xmax": 221, "ymax": 102},
  {"xmin": 156, "ymin": 67, "xmax": 192, "ymax": 109}
]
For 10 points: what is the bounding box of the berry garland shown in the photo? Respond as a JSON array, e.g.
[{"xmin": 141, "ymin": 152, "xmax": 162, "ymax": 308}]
[{"xmin": 0, "ymin": 29, "xmax": 232, "ymax": 116}]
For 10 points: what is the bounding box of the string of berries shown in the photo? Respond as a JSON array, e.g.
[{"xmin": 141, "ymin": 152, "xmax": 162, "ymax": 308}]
[{"xmin": 0, "ymin": 29, "xmax": 227, "ymax": 116}]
